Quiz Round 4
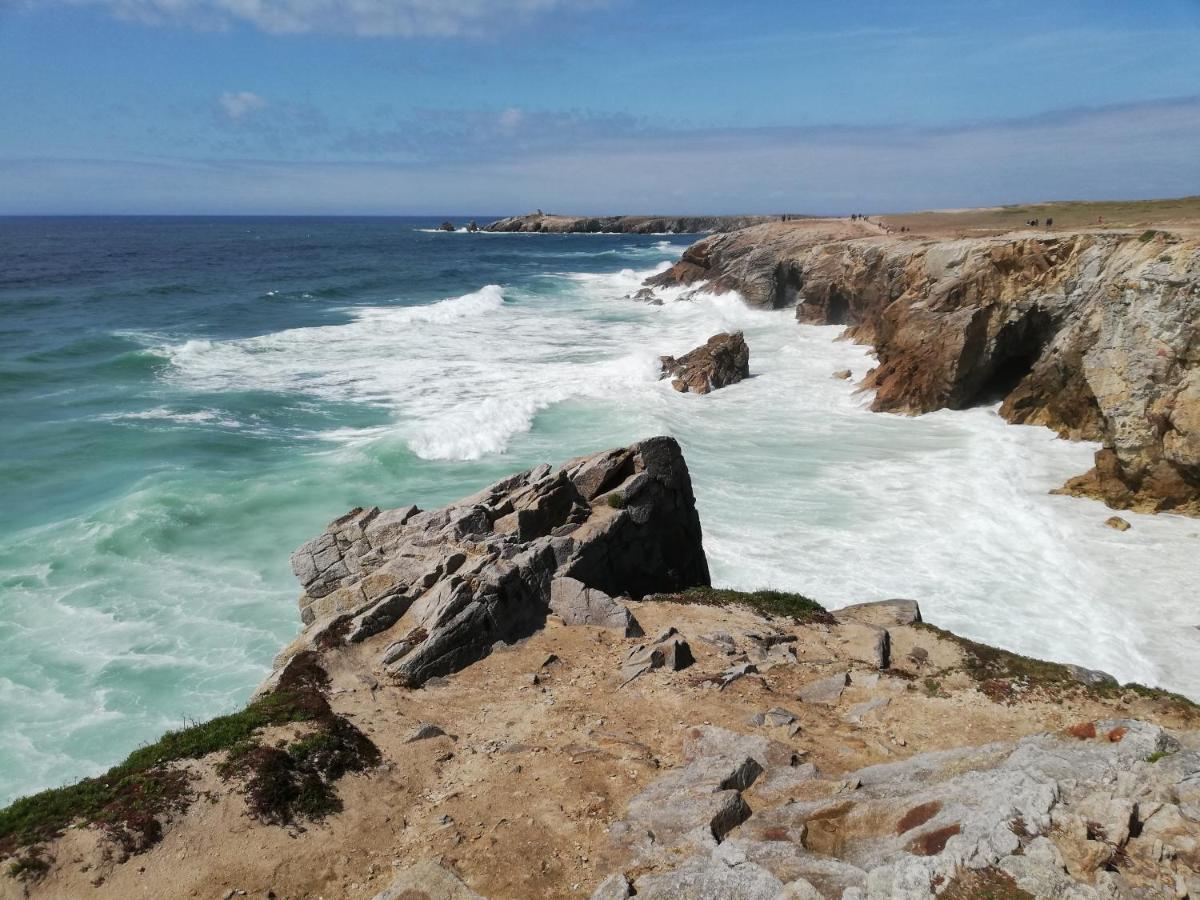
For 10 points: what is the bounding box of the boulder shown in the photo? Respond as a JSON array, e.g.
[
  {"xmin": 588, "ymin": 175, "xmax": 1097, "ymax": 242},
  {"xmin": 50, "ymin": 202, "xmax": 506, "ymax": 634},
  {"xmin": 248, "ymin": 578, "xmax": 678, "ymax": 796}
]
[
  {"xmin": 278, "ymin": 437, "xmax": 709, "ymax": 688},
  {"xmin": 660, "ymin": 331, "xmax": 750, "ymax": 394},
  {"xmin": 797, "ymin": 671, "xmax": 849, "ymax": 705},
  {"xmin": 438, "ymin": 220, "xmax": 456, "ymax": 231},
  {"xmin": 550, "ymin": 576, "xmax": 643, "ymax": 637},
  {"xmin": 1105, "ymin": 515, "xmax": 1132, "ymax": 531}
]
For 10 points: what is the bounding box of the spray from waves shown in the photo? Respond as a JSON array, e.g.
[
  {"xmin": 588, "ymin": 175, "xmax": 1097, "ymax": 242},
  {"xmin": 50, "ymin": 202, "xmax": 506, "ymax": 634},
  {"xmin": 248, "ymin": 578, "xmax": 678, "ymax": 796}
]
[{"xmin": 112, "ymin": 258, "xmax": 1200, "ymax": 703}]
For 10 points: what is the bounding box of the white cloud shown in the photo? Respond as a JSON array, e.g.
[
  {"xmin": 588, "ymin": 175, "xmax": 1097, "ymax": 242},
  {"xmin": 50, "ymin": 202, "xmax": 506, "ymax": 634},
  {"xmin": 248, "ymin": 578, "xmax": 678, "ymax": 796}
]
[
  {"xmin": 46, "ymin": 0, "xmax": 605, "ymax": 37},
  {"xmin": 218, "ymin": 90, "xmax": 266, "ymax": 120}
]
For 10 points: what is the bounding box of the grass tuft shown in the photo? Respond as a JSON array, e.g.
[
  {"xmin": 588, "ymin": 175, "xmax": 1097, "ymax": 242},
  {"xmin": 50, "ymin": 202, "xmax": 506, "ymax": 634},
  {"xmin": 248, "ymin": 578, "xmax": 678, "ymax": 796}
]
[
  {"xmin": 0, "ymin": 651, "xmax": 375, "ymax": 862},
  {"xmin": 655, "ymin": 586, "xmax": 833, "ymax": 623}
]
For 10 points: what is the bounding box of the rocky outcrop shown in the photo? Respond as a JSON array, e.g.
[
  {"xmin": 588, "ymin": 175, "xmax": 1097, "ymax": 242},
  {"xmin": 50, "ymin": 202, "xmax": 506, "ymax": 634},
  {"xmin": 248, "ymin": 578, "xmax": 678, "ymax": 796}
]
[
  {"xmin": 283, "ymin": 437, "xmax": 709, "ymax": 687},
  {"xmin": 482, "ymin": 212, "xmax": 778, "ymax": 234},
  {"xmin": 660, "ymin": 331, "xmax": 750, "ymax": 394},
  {"xmin": 600, "ymin": 718, "xmax": 1199, "ymax": 899},
  {"xmin": 650, "ymin": 222, "xmax": 1200, "ymax": 515}
]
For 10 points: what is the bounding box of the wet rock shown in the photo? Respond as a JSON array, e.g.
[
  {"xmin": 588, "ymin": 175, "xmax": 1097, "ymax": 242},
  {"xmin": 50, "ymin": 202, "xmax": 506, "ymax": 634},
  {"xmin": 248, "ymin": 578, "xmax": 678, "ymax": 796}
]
[
  {"xmin": 833, "ymin": 369, "xmax": 852, "ymax": 380},
  {"xmin": 1106, "ymin": 515, "xmax": 1132, "ymax": 531},
  {"xmin": 660, "ymin": 331, "xmax": 750, "ymax": 394},
  {"xmin": 629, "ymin": 287, "xmax": 662, "ymax": 305},
  {"xmin": 438, "ymin": 221, "xmax": 456, "ymax": 232}
]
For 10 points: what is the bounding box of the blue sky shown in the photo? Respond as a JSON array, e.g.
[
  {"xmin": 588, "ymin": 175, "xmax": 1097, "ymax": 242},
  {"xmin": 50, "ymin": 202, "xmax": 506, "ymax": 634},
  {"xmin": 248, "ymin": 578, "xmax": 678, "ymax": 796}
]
[{"xmin": 1, "ymin": 0, "xmax": 1198, "ymax": 214}]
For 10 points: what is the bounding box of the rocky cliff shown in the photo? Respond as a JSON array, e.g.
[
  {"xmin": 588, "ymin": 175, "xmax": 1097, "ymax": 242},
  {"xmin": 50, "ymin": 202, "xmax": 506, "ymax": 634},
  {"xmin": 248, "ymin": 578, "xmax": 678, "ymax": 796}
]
[
  {"xmin": 4, "ymin": 442, "xmax": 1199, "ymax": 900},
  {"xmin": 481, "ymin": 212, "xmax": 779, "ymax": 234},
  {"xmin": 648, "ymin": 223, "xmax": 1200, "ymax": 515}
]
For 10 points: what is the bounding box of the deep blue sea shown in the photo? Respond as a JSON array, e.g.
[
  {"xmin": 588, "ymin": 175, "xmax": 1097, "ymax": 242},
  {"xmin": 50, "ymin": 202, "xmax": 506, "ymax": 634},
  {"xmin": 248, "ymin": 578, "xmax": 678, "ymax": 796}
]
[{"xmin": 2, "ymin": 216, "xmax": 1198, "ymax": 805}]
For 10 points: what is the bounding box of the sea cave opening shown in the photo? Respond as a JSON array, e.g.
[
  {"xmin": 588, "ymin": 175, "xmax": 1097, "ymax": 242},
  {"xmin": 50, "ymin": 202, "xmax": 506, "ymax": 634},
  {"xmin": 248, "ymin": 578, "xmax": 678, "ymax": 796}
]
[
  {"xmin": 826, "ymin": 291, "xmax": 850, "ymax": 325},
  {"xmin": 974, "ymin": 352, "xmax": 1037, "ymax": 405}
]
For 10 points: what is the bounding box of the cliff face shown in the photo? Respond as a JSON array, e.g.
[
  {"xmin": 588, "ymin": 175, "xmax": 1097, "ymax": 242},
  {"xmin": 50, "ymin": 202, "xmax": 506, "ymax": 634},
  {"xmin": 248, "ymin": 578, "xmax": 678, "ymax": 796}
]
[
  {"xmin": 6, "ymin": 444, "xmax": 1198, "ymax": 900},
  {"xmin": 481, "ymin": 212, "xmax": 778, "ymax": 234},
  {"xmin": 649, "ymin": 224, "xmax": 1200, "ymax": 515}
]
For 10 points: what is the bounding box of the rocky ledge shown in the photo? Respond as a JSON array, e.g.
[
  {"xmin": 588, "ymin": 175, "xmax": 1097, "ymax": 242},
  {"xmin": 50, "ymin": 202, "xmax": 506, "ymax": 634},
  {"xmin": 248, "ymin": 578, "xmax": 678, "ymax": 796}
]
[
  {"xmin": 482, "ymin": 212, "xmax": 778, "ymax": 234},
  {"xmin": 4, "ymin": 441, "xmax": 1198, "ymax": 900},
  {"xmin": 648, "ymin": 222, "xmax": 1200, "ymax": 515}
]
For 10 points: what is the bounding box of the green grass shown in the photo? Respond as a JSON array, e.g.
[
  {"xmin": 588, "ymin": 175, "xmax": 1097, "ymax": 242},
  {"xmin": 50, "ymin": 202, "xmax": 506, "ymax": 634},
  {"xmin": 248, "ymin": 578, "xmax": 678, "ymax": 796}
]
[
  {"xmin": 0, "ymin": 651, "xmax": 346, "ymax": 858},
  {"xmin": 915, "ymin": 623, "xmax": 1199, "ymax": 712},
  {"xmin": 664, "ymin": 586, "xmax": 833, "ymax": 623}
]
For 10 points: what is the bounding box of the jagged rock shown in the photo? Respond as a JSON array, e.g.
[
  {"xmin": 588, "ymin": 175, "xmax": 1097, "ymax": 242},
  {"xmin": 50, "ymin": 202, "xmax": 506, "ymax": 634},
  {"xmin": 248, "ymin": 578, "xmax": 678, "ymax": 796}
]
[
  {"xmin": 371, "ymin": 859, "xmax": 482, "ymax": 899},
  {"xmin": 466, "ymin": 219, "xmax": 479, "ymax": 232},
  {"xmin": 438, "ymin": 220, "xmax": 456, "ymax": 232},
  {"xmin": 1105, "ymin": 515, "xmax": 1132, "ymax": 531},
  {"xmin": 620, "ymin": 633, "xmax": 695, "ymax": 683},
  {"xmin": 1064, "ymin": 664, "xmax": 1119, "ymax": 688},
  {"xmin": 279, "ymin": 437, "xmax": 709, "ymax": 687},
  {"xmin": 833, "ymin": 369, "xmax": 853, "ymax": 380},
  {"xmin": 649, "ymin": 224, "xmax": 1200, "ymax": 515},
  {"xmin": 798, "ymin": 671, "xmax": 849, "ymax": 705},
  {"xmin": 601, "ymin": 718, "xmax": 1199, "ymax": 900},
  {"xmin": 763, "ymin": 707, "xmax": 798, "ymax": 727},
  {"xmin": 629, "ymin": 287, "xmax": 662, "ymax": 305},
  {"xmin": 660, "ymin": 331, "xmax": 750, "ymax": 394},
  {"xmin": 550, "ymin": 576, "xmax": 643, "ymax": 636}
]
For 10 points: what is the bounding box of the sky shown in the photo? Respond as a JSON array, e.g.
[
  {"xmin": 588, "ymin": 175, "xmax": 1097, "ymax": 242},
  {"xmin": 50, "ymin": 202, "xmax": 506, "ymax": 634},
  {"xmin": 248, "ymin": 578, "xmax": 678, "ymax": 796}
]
[{"xmin": 1, "ymin": 0, "xmax": 1198, "ymax": 215}]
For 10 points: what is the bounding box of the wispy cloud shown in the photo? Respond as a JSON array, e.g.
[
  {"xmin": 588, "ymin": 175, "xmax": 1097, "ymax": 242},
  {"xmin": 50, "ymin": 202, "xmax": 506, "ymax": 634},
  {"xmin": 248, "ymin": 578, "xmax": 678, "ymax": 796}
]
[
  {"xmin": 217, "ymin": 91, "xmax": 266, "ymax": 120},
  {"xmin": 38, "ymin": 0, "xmax": 608, "ymax": 37},
  {"xmin": 3, "ymin": 96, "xmax": 1198, "ymax": 215}
]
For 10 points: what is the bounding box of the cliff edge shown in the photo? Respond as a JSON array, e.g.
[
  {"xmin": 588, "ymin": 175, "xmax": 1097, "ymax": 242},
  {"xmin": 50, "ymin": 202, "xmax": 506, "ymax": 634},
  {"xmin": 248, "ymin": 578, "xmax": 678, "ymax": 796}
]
[
  {"xmin": 3, "ymin": 441, "xmax": 1198, "ymax": 899},
  {"xmin": 648, "ymin": 222, "xmax": 1200, "ymax": 515},
  {"xmin": 481, "ymin": 212, "xmax": 780, "ymax": 234}
]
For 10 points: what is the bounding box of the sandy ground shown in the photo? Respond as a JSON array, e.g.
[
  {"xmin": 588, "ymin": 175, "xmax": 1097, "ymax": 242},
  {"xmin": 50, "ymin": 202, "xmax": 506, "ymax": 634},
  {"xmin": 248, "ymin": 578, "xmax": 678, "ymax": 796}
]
[{"xmin": 9, "ymin": 596, "xmax": 1195, "ymax": 900}]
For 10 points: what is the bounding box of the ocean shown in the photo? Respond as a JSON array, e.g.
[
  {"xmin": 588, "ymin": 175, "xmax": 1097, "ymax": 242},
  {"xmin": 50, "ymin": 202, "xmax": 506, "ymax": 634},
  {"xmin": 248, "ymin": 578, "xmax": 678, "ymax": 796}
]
[{"xmin": 1, "ymin": 215, "xmax": 1198, "ymax": 806}]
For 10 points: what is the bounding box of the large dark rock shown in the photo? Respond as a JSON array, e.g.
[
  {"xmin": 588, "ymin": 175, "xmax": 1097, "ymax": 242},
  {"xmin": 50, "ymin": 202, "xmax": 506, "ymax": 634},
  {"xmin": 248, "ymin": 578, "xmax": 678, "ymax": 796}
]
[
  {"xmin": 660, "ymin": 332, "xmax": 750, "ymax": 394},
  {"xmin": 283, "ymin": 437, "xmax": 709, "ymax": 687}
]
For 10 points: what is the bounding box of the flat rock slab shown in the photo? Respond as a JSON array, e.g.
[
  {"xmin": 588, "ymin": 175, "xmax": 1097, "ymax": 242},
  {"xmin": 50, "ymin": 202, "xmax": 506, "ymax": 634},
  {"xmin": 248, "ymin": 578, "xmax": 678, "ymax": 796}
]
[
  {"xmin": 832, "ymin": 599, "xmax": 922, "ymax": 627},
  {"xmin": 372, "ymin": 859, "xmax": 483, "ymax": 900},
  {"xmin": 797, "ymin": 671, "xmax": 849, "ymax": 705}
]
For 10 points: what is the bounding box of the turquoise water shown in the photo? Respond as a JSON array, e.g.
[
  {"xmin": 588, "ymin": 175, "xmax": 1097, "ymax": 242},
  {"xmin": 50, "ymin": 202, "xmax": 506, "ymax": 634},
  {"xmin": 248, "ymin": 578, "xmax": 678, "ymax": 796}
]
[{"xmin": 2, "ymin": 217, "xmax": 1198, "ymax": 805}]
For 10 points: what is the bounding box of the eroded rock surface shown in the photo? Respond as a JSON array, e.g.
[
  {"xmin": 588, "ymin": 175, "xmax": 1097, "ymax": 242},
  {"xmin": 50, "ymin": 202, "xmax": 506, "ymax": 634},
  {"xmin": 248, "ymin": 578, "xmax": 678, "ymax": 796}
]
[
  {"xmin": 600, "ymin": 719, "xmax": 1200, "ymax": 900},
  {"xmin": 660, "ymin": 331, "xmax": 751, "ymax": 395},
  {"xmin": 282, "ymin": 437, "xmax": 709, "ymax": 687},
  {"xmin": 482, "ymin": 212, "xmax": 775, "ymax": 234},
  {"xmin": 649, "ymin": 223, "xmax": 1200, "ymax": 514}
]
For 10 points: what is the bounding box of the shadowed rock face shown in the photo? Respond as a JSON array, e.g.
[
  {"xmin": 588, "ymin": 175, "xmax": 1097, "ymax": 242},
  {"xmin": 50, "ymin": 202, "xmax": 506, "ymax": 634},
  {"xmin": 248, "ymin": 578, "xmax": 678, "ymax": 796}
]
[
  {"xmin": 283, "ymin": 437, "xmax": 710, "ymax": 687},
  {"xmin": 660, "ymin": 331, "xmax": 751, "ymax": 394},
  {"xmin": 481, "ymin": 212, "xmax": 777, "ymax": 234},
  {"xmin": 650, "ymin": 224, "xmax": 1200, "ymax": 515}
]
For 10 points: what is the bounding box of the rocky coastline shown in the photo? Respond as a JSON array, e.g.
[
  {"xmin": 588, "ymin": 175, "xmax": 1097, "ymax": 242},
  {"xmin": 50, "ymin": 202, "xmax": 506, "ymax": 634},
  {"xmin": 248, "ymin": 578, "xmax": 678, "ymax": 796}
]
[
  {"xmin": 647, "ymin": 222, "xmax": 1200, "ymax": 515},
  {"xmin": 481, "ymin": 212, "xmax": 780, "ymax": 234},
  {"xmin": 3, "ymin": 439, "xmax": 1199, "ymax": 899}
]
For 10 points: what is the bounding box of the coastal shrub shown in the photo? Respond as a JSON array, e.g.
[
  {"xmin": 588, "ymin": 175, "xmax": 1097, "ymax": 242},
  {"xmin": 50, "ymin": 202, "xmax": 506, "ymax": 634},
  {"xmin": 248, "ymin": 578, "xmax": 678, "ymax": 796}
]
[
  {"xmin": 605, "ymin": 491, "xmax": 626, "ymax": 509},
  {"xmin": 6, "ymin": 847, "xmax": 50, "ymax": 882},
  {"xmin": 667, "ymin": 586, "xmax": 833, "ymax": 623},
  {"xmin": 0, "ymin": 651, "xmax": 374, "ymax": 859},
  {"xmin": 1138, "ymin": 229, "xmax": 1159, "ymax": 243}
]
